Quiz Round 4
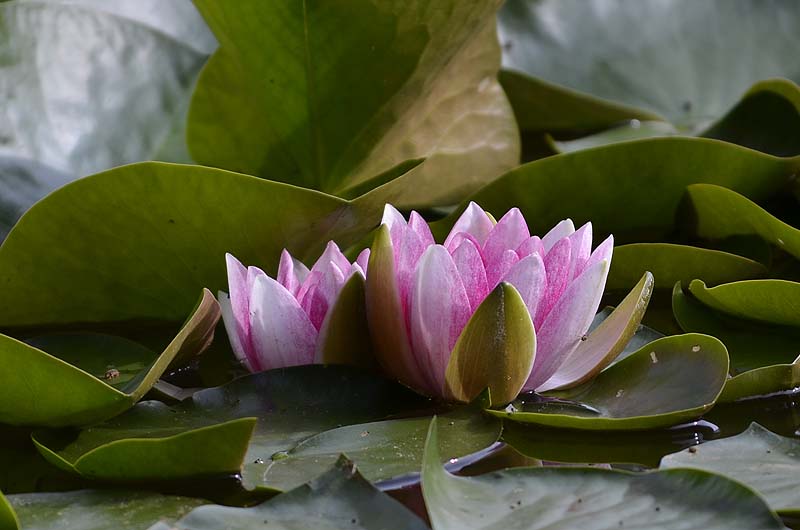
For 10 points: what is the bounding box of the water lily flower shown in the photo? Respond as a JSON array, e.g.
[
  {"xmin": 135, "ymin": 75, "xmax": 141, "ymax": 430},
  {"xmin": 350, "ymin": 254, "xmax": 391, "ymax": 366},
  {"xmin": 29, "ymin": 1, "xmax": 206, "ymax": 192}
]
[
  {"xmin": 219, "ymin": 242, "xmax": 370, "ymax": 372},
  {"xmin": 366, "ymin": 202, "xmax": 613, "ymax": 403}
]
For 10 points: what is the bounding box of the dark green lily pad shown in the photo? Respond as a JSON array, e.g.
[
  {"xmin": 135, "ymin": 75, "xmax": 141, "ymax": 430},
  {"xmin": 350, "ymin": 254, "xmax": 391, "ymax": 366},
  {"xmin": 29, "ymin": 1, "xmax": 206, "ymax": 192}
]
[
  {"xmin": 422, "ymin": 419, "xmax": 786, "ymax": 530},
  {"xmin": 661, "ymin": 423, "xmax": 800, "ymax": 515},
  {"xmin": 188, "ymin": 0, "xmax": 519, "ymax": 205},
  {"xmin": 498, "ymin": 0, "xmax": 800, "ymax": 150},
  {"xmin": 0, "ymin": 491, "xmax": 18, "ymax": 530},
  {"xmin": 0, "ymin": 289, "xmax": 219, "ymax": 427},
  {"xmin": 154, "ymin": 456, "xmax": 428, "ymax": 530},
  {"xmin": 489, "ymin": 334, "xmax": 729, "ymax": 430},
  {"xmin": 687, "ymin": 183, "xmax": 800, "ymax": 260},
  {"xmin": 607, "ymin": 244, "xmax": 766, "ymax": 292},
  {"xmin": 34, "ymin": 365, "xmax": 427, "ymax": 486},
  {"xmin": 721, "ymin": 360, "xmax": 800, "ymax": 404},
  {"xmin": 689, "ymin": 279, "xmax": 800, "ymax": 328},
  {"xmin": 257, "ymin": 407, "xmax": 501, "ymax": 491},
  {"xmin": 7, "ymin": 489, "xmax": 207, "ymax": 530},
  {"xmin": 440, "ymin": 137, "xmax": 798, "ymax": 244}
]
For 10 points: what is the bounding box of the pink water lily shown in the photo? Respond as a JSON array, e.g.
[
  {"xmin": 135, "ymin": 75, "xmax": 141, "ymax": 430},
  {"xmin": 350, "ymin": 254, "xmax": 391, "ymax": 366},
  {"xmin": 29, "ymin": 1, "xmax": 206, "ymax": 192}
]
[
  {"xmin": 219, "ymin": 242, "xmax": 370, "ymax": 372},
  {"xmin": 366, "ymin": 202, "xmax": 613, "ymax": 400}
]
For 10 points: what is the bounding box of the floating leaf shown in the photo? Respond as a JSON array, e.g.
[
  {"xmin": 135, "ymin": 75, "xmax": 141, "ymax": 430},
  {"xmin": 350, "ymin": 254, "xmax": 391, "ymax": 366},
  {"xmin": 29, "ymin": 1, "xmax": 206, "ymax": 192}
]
[
  {"xmin": 156, "ymin": 457, "xmax": 428, "ymax": 530},
  {"xmin": 445, "ymin": 283, "xmax": 535, "ymax": 405},
  {"xmin": 0, "ymin": 289, "xmax": 219, "ymax": 427},
  {"xmin": 0, "ymin": 491, "xmax": 18, "ymax": 530},
  {"xmin": 258, "ymin": 407, "xmax": 501, "ymax": 491},
  {"xmin": 7, "ymin": 489, "xmax": 207, "ymax": 530},
  {"xmin": 440, "ymin": 137, "xmax": 798, "ymax": 244},
  {"xmin": 489, "ymin": 334, "xmax": 729, "ymax": 430},
  {"xmin": 687, "ymin": 183, "xmax": 800, "ymax": 260},
  {"xmin": 661, "ymin": 423, "xmax": 800, "ymax": 515},
  {"xmin": 720, "ymin": 359, "xmax": 800, "ymax": 404},
  {"xmin": 187, "ymin": 0, "xmax": 519, "ymax": 205},
  {"xmin": 421, "ymin": 419, "xmax": 786, "ymax": 530},
  {"xmin": 689, "ymin": 279, "xmax": 800, "ymax": 328},
  {"xmin": 0, "ymin": 0, "xmax": 213, "ymax": 176}
]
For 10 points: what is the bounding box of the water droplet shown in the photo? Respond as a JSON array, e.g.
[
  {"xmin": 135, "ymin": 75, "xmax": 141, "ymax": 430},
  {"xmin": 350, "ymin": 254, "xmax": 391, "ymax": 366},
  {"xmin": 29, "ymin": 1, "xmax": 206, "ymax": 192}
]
[
  {"xmin": 630, "ymin": 119, "xmax": 641, "ymax": 129},
  {"xmin": 615, "ymin": 389, "xmax": 624, "ymax": 398},
  {"xmin": 691, "ymin": 345, "xmax": 701, "ymax": 352},
  {"xmin": 650, "ymin": 352, "xmax": 658, "ymax": 364},
  {"xmin": 360, "ymin": 430, "xmax": 370, "ymax": 437},
  {"xmin": 777, "ymin": 238, "xmax": 785, "ymax": 246},
  {"xmin": 253, "ymin": 458, "xmax": 265, "ymax": 465}
]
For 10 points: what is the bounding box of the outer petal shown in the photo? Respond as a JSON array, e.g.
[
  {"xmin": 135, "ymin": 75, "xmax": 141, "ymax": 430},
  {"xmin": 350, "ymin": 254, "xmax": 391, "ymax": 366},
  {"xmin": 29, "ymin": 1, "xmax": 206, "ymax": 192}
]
[
  {"xmin": 486, "ymin": 249, "xmax": 519, "ymax": 291},
  {"xmin": 408, "ymin": 211, "xmax": 435, "ymax": 248},
  {"xmin": 451, "ymin": 238, "xmax": 489, "ymax": 312},
  {"xmin": 219, "ymin": 291, "xmax": 257, "ymax": 371},
  {"xmin": 586, "ymin": 234, "xmax": 614, "ymax": 270},
  {"xmin": 277, "ymin": 249, "xmax": 310, "ymax": 296},
  {"xmin": 568, "ymin": 222, "xmax": 593, "ymax": 279},
  {"xmin": 444, "ymin": 201, "xmax": 494, "ymax": 249},
  {"xmin": 482, "ymin": 208, "xmax": 530, "ymax": 269},
  {"xmin": 516, "ymin": 236, "xmax": 543, "ymax": 259},
  {"xmin": 249, "ymin": 274, "xmax": 317, "ymax": 370},
  {"xmin": 410, "ymin": 245, "xmax": 472, "ymax": 397},
  {"xmin": 225, "ymin": 253, "xmax": 250, "ymax": 342},
  {"xmin": 534, "ymin": 237, "xmax": 572, "ymax": 327},
  {"xmin": 355, "ymin": 248, "xmax": 370, "ymax": 273},
  {"xmin": 502, "ymin": 253, "xmax": 546, "ymax": 318},
  {"xmin": 525, "ymin": 259, "xmax": 610, "ymax": 391},
  {"xmin": 541, "ymin": 219, "xmax": 575, "ymax": 253}
]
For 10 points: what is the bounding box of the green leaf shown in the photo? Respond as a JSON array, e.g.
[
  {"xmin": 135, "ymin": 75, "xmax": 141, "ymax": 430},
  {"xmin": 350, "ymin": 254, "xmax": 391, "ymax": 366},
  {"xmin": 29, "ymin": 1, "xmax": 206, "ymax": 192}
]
[
  {"xmin": 421, "ymin": 419, "xmax": 786, "ymax": 530},
  {"xmin": 440, "ymin": 137, "xmax": 798, "ymax": 244},
  {"xmin": 445, "ymin": 282, "xmax": 535, "ymax": 405},
  {"xmin": 497, "ymin": 0, "xmax": 800, "ymax": 143},
  {"xmin": 720, "ymin": 359, "xmax": 800, "ymax": 404},
  {"xmin": 0, "ymin": 0, "xmax": 213, "ymax": 175},
  {"xmin": 661, "ymin": 423, "xmax": 800, "ymax": 515},
  {"xmin": 7, "ymin": 489, "xmax": 207, "ymax": 530},
  {"xmin": 0, "ymin": 162, "xmax": 363, "ymax": 327},
  {"xmin": 33, "ymin": 410, "xmax": 256, "ymax": 482},
  {"xmin": 0, "ymin": 491, "xmax": 19, "ymax": 530},
  {"xmin": 0, "ymin": 289, "xmax": 219, "ymax": 427},
  {"xmin": 607, "ymin": 244, "xmax": 767, "ymax": 291},
  {"xmin": 687, "ymin": 183, "xmax": 800, "ymax": 260},
  {"xmin": 157, "ymin": 457, "xmax": 428, "ymax": 530},
  {"xmin": 489, "ymin": 334, "xmax": 729, "ymax": 430},
  {"xmin": 672, "ymin": 282, "xmax": 800, "ymax": 374},
  {"xmin": 317, "ymin": 273, "xmax": 374, "ymax": 370},
  {"xmin": 552, "ymin": 120, "xmax": 679, "ymax": 153},
  {"xmin": 689, "ymin": 279, "xmax": 800, "ymax": 328},
  {"xmin": 187, "ymin": 1, "xmax": 519, "ymax": 205},
  {"xmin": 258, "ymin": 407, "xmax": 501, "ymax": 492},
  {"xmin": 539, "ymin": 272, "xmax": 654, "ymax": 391}
]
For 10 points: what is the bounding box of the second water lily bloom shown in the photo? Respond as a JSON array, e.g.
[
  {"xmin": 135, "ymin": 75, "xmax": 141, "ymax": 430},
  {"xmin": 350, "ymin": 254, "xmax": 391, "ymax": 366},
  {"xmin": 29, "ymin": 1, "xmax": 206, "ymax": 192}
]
[
  {"xmin": 366, "ymin": 202, "xmax": 613, "ymax": 403},
  {"xmin": 219, "ymin": 242, "xmax": 370, "ymax": 372}
]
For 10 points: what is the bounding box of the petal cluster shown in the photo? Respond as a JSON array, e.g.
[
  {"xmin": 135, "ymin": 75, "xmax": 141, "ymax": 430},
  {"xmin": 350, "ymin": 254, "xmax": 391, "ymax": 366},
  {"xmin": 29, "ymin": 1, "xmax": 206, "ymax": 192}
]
[
  {"xmin": 368, "ymin": 203, "xmax": 613, "ymax": 398},
  {"xmin": 219, "ymin": 242, "xmax": 369, "ymax": 372}
]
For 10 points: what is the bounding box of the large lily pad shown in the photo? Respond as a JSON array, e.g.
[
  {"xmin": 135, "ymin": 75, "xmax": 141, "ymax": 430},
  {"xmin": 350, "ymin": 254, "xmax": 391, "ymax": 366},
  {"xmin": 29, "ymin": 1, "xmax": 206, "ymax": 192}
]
[
  {"xmin": 661, "ymin": 423, "xmax": 800, "ymax": 515},
  {"xmin": 0, "ymin": 163, "xmax": 367, "ymax": 327},
  {"xmin": 442, "ymin": 137, "xmax": 798, "ymax": 244},
  {"xmin": 497, "ymin": 0, "xmax": 800, "ymax": 143},
  {"xmin": 257, "ymin": 407, "xmax": 501, "ymax": 491},
  {"xmin": 153, "ymin": 457, "xmax": 428, "ymax": 530},
  {"xmin": 688, "ymin": 279, "xmax": 800, "ymax": 328},
  {"xmin": 187, "ymin": 0, "xmax": 519, "ymax": 205},
  {"xmin": 489, "ymin": 334, "xmax": 729, "ymax": 430},
  {"xmin": 0, "ymin": 0, "xmax": 212, "ymax": 176},
  {"xmin": 7, "ymin": 489, "xmax": 207, "ymax": 530},
  {"xmin": 421, "ymin": 420, "xmax": 786, "ymax": 530},
  {"xmin": 33, "ymin": 366, "xmax": 428, "ymax": 487},
  {"xmin": 0, "ymin": 289, "xmax": 219, "ymax": 427},
  {"xmin": 687, "ymin": 183, "xmax": 800, "ymax": 260}
]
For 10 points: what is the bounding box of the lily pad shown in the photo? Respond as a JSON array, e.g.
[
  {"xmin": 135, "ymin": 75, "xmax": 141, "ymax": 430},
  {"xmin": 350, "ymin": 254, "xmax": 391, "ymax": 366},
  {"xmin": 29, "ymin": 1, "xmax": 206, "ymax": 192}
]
[
  {"xmin": 153, "ymin": 456, "xmax": 428, "ymax": 530},
  {"xmin": 187, "ymin": 0, "xmax": 519, "ymax": 205},
  {"xmin": 421, "ymin": 419, "xmax": 786, "ymax": 530},
  {"xmin": 661, "ymin": 423, "xmax": 800, "ymax": 515},
  {"xmin": 0, "ymin": 289, "xmax": 219, "ymax": 427},
  {"xmin": 0, "ymin": 0, "xmax": 212, "ymax": 176},
  {"xmin": 687, "ymin": 183, "xmax": 800, "ymax": 260},
  {"xmin": 443, "ymin": 137, "xmax": 798, "ymax": 244},
  {"xmin": 7, "ymin": 489, "xmax": 207, "ymax": 530},
  {"xmin": 0, "ymin": 162, "xmax": 366, "ymax": 327},
  {"xmin": 497, "ymin": 0, "xmax": 800, "ymax": 144},
  {"xmin": 721, "ymin": 359, "xmax": 800, "ymax": 404},
  {"xmin": 607, "ymin": 244, "xmax": 766, "ymax": 292},
  {"xmin": 257, "ymin": 407, "xmax": 501, "ymax": 491},
  {"xmin": 489, "ymin": 333, "xmax": 729, "ymax": 430},
  {"xmin": 688, "ymin": 279, "xmax": 800, "ymax": 328},
  {"xmin": 0, "ymin": 491, "xmax": 18, "ymax": 530},
  {"xmin": 34, "ymin": 365, "xmax": 427, "ymax": 486}
]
